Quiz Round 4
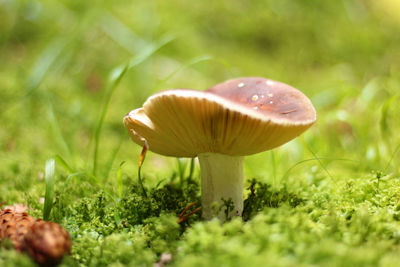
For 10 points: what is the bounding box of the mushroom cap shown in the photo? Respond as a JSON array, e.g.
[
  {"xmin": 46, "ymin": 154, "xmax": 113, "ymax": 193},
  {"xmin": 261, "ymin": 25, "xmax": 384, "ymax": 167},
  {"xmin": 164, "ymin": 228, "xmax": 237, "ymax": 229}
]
[{"xmin": 124, "ymin": 77, "xmax": 316, "ymax": 157}]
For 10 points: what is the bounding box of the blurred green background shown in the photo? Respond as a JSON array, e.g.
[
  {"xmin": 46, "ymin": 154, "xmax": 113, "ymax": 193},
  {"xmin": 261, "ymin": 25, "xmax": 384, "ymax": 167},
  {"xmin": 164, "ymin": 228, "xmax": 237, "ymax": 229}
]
[
  {"xmin": 1, "ymin": 0, "xmax": 399, "ymax": 185},
  {"xmin": 2, "ymin": 0, "xmax": 400, "ymax": 266}
]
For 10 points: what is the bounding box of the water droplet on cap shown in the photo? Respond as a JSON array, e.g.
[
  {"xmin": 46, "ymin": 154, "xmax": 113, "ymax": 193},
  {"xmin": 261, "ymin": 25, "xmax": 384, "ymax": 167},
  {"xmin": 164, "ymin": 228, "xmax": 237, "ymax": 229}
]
[
  {"xmin": 238, "ymin": 82, "xmax": 245, "ymax": 88},
  {"xmin": 251, "ymin": 95, "xmax": 259, "ymax": 101},
  {"xmin": 266, "ymin": 80, "xmax": 274, "ymax": 86}
]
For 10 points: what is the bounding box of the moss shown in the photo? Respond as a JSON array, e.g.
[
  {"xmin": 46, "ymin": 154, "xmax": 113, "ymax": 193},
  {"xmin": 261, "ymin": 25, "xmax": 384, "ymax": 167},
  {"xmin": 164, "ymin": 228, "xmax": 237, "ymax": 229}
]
[
  {"xmin": 64, "ymin": 231, "xmax": 156, "ymax": 267},
  {"xmin": 242, "ymin": 179, "xmax": 304, "ymax": 221},
  {"xmin": 0, "ymin": 249, "xmax": 35, "ymax": 267},
  {"xmin": 119, "ymin": 181, "xmax": 200, "ymax": 226}
]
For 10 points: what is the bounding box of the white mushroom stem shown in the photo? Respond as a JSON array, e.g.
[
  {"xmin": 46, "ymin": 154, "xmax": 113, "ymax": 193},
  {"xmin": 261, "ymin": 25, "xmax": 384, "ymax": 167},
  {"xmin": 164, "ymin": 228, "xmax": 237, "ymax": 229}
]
[{"xmin": 198, "ymin": 153, "xmax": 244, "ymax": 221}]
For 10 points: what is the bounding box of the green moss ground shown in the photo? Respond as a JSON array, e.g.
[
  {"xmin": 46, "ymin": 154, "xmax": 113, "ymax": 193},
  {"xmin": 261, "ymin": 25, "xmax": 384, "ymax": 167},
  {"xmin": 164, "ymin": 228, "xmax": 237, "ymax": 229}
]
[{"xmin": 1, "ymin": 0, "xmax": 400, "ymax": 266}]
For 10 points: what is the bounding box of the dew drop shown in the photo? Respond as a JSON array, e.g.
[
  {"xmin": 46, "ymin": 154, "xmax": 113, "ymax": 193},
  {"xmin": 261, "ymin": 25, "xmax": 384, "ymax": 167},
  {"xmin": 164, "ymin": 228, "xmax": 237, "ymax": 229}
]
[
  {"xmin": 269, "ymin": 101, "xmax": 273, "ymax": 104},
  {"xmin": 268, "ymin": 93, "xmax": 274, "ymax": 97},
  {"xmin": 251, "ymin": 94, "xmax": 259, "ymax": 101},
  {"xmin": 253, "ymin": 106, "xmax": 259, "ymax": 110},
  {"xmin": 266, "ymin": 80, "xmax": 274, "ymax": 86},
  {"xmin": 238, "ymin": 82, "xmax": 245, "ymax": 88},
  {"xmin": 260, "ymin": 95, "xmax": 265, "ymax": 98}
]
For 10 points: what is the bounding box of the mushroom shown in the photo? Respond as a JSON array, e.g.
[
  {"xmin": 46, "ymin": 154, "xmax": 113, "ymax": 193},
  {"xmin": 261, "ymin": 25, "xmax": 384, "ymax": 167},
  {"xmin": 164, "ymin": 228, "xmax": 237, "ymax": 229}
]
[{"xmin": 124, "ymin": 77, "xmax": 316, "ymax": 220}]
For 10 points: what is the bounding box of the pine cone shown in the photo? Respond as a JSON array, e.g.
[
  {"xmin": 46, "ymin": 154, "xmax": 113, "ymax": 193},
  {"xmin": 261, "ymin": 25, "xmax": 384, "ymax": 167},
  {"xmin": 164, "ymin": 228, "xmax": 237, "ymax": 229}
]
[
  {"xmin": 0, "ymin": 205, "xmax": 71, "ymax": 266},
  {"xmin": 24, "ymin": 220, "xmax": 72, "ymax": 266},
  {"xmin": 0, "ymin": 208, "xmax": 35, "ymax": 251}
]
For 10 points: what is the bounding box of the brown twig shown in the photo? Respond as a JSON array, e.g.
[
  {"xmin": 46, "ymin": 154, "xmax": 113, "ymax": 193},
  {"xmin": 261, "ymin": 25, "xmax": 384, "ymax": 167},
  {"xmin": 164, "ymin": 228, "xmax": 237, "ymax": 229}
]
[
  {"xmin": 179, "ymin": 201, "xmax": 198, "ymax": 218},
  {"xmin": 178, "ymin": 201, "xmax": 201, "ymax": 224}
]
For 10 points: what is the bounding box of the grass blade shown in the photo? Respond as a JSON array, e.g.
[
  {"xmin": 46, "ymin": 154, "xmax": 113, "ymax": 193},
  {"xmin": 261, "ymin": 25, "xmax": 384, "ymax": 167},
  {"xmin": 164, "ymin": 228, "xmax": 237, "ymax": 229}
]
[
  {"xmin": 187, "ymin": 158, "xmax": 195, "ymax": 182},
  {"xmin": 92, "ymin": 64, "xmax": 127, "ymax": 176},
  {"xmin": 99, "ymin": 11, "xmax": 146, "ymax": 54},
  {"xmin": 0, "ymin": 38, "xmax": 67, "ymax": 117},
  {"xmin": 92, "ymin": 34, "xmax": 175, "ymax": 176},
  {"xmin": 26, "ymin": 38, "xmax": 67, "ymax": 94},
  {"xmin": 305, "ymin": 140, "xmax": 336, "ymax": 184},
  {"xmin": 54, "ymin": 154, "xmax": 75, "ymax": 173},
  {"xmin": 177, "ymin": 158, "xmax": 187, "ymax": 187},
  {"xmin": 46, "ymin": 95, "xmax": 73, "ymax": 162},
  {"xmin": 157, "ymin": 55, "xmax": 234, "ymax": 90},
  {"xmin": 281, "ymin": 157, "xmax": 358, "ymax": 182},
  {"xmin": 43, "ymin": 158, "xmax": 56, "ymax": 221},
  {"xmin": 380, "ymin": 95, "xmax": 397, "ymax": 142},
  {"xmin": 383, "ymin": 142, "xmax": 400, "ymax": 173},
  {"xmin": 270, "ymin": 151, "xmax": 277, "ymax": 187},
  {"xmin": 116, "ymin": 161, "xmax": 125, "ymax": 199},
  {"xmin": 103, "ymin": 136, "xmax": 124, "ymax": 180}
]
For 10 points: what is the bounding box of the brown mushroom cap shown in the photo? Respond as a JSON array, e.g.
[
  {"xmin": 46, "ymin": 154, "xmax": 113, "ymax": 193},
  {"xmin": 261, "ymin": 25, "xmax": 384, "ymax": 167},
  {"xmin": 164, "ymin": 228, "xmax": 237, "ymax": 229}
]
[{"xmin": 124, "ymin": 77, "xmax": 316, "ymax": 157}]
